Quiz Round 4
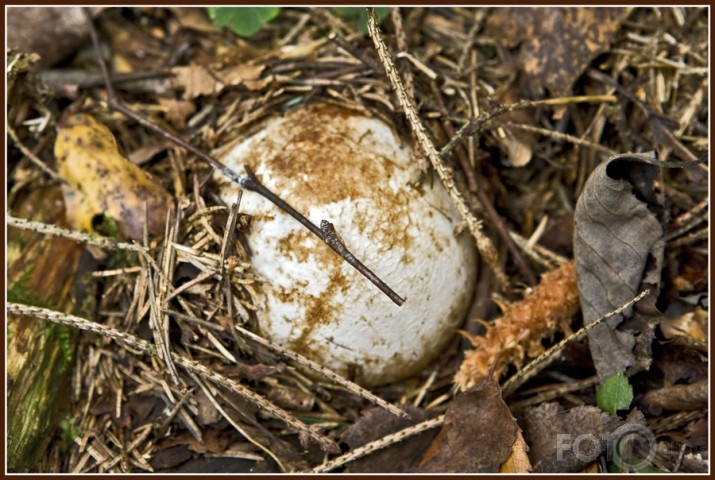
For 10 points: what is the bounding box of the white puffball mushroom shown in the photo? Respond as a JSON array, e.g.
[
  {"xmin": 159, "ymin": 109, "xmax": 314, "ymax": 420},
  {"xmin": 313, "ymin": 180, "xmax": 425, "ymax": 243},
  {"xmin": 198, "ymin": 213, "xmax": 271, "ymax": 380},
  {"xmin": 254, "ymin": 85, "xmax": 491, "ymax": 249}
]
[{"xmin": 217, "ymin": 103, "xmax": 477, "ymax": 386}]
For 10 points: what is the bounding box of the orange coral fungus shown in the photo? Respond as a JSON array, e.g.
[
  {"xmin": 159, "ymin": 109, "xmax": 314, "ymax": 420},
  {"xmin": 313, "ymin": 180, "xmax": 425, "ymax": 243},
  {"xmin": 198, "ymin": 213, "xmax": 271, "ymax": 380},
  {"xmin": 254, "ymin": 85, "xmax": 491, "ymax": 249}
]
[{"xmin": 455, "ymin": 261, "xmax": 580, "ymax": 391}]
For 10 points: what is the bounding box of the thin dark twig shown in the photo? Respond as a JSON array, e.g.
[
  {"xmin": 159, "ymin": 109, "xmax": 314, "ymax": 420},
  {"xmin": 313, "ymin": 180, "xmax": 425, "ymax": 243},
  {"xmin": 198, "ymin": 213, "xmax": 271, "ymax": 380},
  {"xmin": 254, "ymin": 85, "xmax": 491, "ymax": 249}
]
[
  {"xmin": 439, "ymin": 95, "xmax": 618, "ymax": 159},
  {"xmin": 81, "ymin": 8, "xmax": 405, "ymax": 307},
  {"xmin": 430, "ymin": 86, "xmax": 536, "ymax": 283},
  {"xmin": 40, "ymin": 69, "xmax": 172, "ymax": 90},
  {"xmin": 328, "ymin": 32, "xmax": 382, "ymax": 71},
  {"xmin": 320, "ymin": 220, "xmax": 405, "ymax": 306},
  {"xmin": 8, "ymin": 124, "xmax": 65, "ymax": 182},
  {"xmin": 243, "ymin": 167, "xmax": 406, "ymax": 306}
]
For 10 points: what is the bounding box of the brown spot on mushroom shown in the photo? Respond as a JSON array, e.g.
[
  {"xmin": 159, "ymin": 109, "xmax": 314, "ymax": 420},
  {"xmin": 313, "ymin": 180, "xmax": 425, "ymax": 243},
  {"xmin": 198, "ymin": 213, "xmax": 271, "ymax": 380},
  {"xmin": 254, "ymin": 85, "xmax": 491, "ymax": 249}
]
[
  {"xmin": 286, "ymin": 267, "xmax": 349, "ymax": 362},
  {"xmin": 244, "ymin": 104, "xmax": 421, "ymax": 258}
]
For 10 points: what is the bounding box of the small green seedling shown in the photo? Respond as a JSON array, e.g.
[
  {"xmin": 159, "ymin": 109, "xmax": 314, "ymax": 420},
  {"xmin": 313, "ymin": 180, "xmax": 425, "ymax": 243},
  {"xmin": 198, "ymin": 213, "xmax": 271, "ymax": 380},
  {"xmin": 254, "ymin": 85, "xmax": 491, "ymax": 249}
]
[
  {"xmin": 332, "ymin": 7, "xmax": 391, "ymax": 34},
  {"xmin": 58, "ymin": 416, "xmax": 82, "ymax": 453},
  {"xmin": 208, "ymin": 7, "xmax": 280, "ymax": 37},
  {"xmin": 597, "ymin": 373, "xmax": 633, "ymax": 415}
]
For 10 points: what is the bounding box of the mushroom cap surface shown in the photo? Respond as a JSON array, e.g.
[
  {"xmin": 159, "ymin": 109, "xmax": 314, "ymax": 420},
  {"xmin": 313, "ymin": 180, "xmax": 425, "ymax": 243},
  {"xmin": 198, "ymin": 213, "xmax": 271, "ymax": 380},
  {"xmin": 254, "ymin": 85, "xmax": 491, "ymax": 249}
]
[{"xmin": 218, "ymin": 103, "xmax": 477, "ymax": 386}]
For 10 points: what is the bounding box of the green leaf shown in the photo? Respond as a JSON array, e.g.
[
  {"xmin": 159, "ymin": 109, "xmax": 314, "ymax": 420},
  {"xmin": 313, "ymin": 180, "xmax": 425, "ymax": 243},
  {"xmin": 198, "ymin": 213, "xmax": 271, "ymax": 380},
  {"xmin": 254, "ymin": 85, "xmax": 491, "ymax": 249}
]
[
  {"xmin": 207, "ymin": 7, "xmax": 280, "ymax": 37},
  {"xmin": 608, "ymin": 458, "xmax": 667, "ymax": 473},
  {"xmin": 332, "ymin": 7, "xmax": 391, "ymax": 34},
  {"xmin": 597, "ymin": 373, "xmax": 633, "ymax": 415},
  {"xmin": 331, "ymin": 7, "xmax": 361, "ymax": 19}
]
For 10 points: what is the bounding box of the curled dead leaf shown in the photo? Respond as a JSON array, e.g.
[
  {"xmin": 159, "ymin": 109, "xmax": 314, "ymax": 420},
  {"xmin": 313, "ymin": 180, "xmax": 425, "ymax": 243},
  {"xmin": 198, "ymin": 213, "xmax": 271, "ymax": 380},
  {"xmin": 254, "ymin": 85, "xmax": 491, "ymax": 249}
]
[
  {"xmin": 573, "ymin": 152, "xmax": 669, "ymax": 380},
  {"xmin": 55, "ymin": 113, "xmax": 172, "ymax": 240}
]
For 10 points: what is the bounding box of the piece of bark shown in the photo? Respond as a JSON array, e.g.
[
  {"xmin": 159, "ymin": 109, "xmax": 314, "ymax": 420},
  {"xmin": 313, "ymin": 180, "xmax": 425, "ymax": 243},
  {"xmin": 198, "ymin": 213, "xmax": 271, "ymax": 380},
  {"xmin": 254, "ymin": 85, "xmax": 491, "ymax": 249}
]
[{"xmin": 7, "ymin": 187, "xmax": 97, "ymax": 472}]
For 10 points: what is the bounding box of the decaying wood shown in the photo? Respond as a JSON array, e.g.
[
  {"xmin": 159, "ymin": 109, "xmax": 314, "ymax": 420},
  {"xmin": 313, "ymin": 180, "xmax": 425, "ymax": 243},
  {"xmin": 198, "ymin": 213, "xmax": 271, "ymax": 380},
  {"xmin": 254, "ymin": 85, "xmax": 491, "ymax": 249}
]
[
  {"xmin": 7, "ymin": 302, "xmax": 340, "ymax": 456},
  {"xmin": 7, "ymin": 187, "xmax": 96, "ymax": 472}
]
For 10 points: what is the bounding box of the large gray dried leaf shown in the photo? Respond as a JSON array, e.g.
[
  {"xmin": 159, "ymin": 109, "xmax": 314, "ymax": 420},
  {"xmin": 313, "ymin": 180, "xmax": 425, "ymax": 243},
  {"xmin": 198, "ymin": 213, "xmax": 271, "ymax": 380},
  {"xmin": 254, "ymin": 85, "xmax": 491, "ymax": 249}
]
[{"xmin": 573, "ymin": 153, "xmax": 667, "ymax": 380}]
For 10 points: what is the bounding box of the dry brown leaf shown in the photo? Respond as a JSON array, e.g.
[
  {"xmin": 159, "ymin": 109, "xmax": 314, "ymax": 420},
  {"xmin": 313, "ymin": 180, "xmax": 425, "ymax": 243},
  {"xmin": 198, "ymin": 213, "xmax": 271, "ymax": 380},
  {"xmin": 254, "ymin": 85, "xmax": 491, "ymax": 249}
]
[
  {"xmin": 172, "ymin": 63, "xmax": 265, "ymax": 99},
  {"xmin": 523, "ymin": 402, "xmax": 621, "ymax": 472},
  {"xmin": 220, "ymin": 63, "xmax": 265, "ymax": 86},
  {"xmin": 169, "ymin": 7, "xmax": 219, "ymax": 33},
  {"xmin": 455, "ymin": 261, "xmax": 580, "ymax": 390},
  {"xmin": 54, "ymin": 113, "xmax": 172, "ymax": 240},
  {"xmin": 500, "ymin": 429, "xmax": 533, "ymax": 473},
  {"xmin": 157, "ymin": 97, "xmax": 197, "ymax": 128},
  {"xmin": 171, "ymin": 64, "xmax": 219, "ymax": 99},
  {"xmin": 486, "ymin": 7, "xmax": 630, "ymax": 96},
  {"xmin": 418, "ymin": 380, "xmax": 518, "ymax": 473}
]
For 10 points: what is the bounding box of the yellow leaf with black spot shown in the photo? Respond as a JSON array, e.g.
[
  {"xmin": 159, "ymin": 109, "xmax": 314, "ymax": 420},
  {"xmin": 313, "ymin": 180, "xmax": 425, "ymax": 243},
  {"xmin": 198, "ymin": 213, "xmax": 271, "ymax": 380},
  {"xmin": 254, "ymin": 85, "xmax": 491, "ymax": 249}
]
[{"xmin": 55, "ymin": 114, "xmax": 171, "ymax": 240}]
